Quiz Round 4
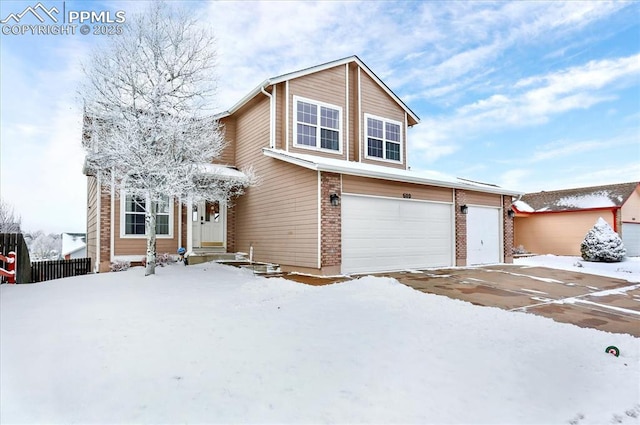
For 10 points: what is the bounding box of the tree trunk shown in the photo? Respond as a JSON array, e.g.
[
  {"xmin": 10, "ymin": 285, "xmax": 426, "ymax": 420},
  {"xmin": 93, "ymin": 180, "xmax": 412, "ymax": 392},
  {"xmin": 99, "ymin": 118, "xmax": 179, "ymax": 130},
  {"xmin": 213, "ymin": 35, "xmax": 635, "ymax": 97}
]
[{"xmin": 145, "ymin": 200, "xmax": 157, "ymax": 276}]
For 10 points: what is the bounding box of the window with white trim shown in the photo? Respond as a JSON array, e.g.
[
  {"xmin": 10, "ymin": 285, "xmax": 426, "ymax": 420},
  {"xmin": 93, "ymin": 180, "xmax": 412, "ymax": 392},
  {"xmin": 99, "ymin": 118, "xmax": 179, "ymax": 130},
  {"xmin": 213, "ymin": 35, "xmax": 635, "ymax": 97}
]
[
  {"xmin": 365, "ymin": 115, "xmax": 402, "ymax": 162},
  {"xmin": 123, "ymin": 195, "xmax": 172, "ymax": 237},
  {"xmin": 294, "ymin": 96, "xmax": 342, "ymax": 152}
]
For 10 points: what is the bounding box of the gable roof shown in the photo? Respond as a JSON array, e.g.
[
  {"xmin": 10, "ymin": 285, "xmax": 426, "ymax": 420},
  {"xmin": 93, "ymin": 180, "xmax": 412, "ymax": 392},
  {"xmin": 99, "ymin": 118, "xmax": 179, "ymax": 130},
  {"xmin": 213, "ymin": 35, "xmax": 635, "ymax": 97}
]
[
  {"xmin": 219, "ymin": 56, "xmax": 420, "ymax": 125},
  {"xmin": 263, "ymin": 148, "xmax": 522, "ymax": 196},
  {"xmin": 515, "ymin": 182, "xmax": 639, "ymax": 213}
]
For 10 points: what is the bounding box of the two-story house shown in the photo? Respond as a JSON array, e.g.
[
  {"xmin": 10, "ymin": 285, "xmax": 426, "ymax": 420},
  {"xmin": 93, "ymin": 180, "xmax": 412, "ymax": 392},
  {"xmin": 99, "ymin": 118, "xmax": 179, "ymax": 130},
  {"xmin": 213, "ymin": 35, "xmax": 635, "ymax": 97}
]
[{"xmin": 85, "ymin": 56, "xmax": 521, "ymax": 275}]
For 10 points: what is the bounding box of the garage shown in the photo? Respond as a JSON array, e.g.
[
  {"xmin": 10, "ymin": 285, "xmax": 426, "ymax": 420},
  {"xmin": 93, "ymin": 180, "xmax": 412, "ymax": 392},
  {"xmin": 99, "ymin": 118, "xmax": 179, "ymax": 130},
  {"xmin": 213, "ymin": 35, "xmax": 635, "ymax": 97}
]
[
  {"xmin": 622, "ymin": 222, "xmax": 640, "ymax": 257},
  {"xmin": 341, "ymin": 194, "xmax": 453, "ymax": 274},
  {"xmin": 467, "ymin": 206, "xmax": 501, "ymax": 265}
]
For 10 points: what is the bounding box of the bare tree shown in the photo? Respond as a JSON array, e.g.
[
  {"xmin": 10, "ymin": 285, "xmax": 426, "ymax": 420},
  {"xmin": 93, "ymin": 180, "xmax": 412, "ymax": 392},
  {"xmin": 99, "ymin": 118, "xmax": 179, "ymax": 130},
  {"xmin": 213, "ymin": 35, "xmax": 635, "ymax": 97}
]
[
  {"xmin": 0, "ymin": 199, "xmax": 21, "ymax": 233},
  {"xmin": 80, "ymin": 1, "xmax": 253, "ymax": 275}
]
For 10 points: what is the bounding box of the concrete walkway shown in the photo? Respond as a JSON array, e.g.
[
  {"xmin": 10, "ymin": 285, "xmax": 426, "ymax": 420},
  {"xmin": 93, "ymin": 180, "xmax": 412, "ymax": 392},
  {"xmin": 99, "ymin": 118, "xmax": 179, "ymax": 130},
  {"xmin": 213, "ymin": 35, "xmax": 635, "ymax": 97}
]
[{"xmin": 380, "ymin": 265, "xmax": 640, "ymax": 337}]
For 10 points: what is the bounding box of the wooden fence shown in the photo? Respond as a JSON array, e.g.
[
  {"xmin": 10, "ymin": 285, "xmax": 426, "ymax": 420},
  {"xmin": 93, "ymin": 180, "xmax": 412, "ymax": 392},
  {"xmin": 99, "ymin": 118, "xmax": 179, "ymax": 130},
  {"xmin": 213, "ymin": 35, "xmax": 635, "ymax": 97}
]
[
  {"xmin": 31, "ymin": 258, "xmax": 92, "ymax": 283},
  {"xmin": 0, "ymin": 233, "xmax": 31, "ymax": 284}
]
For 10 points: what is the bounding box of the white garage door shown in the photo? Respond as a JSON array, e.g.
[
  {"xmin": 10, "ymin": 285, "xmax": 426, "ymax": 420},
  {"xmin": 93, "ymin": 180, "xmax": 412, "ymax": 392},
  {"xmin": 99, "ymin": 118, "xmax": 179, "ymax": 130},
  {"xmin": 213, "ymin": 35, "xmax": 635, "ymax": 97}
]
[
  {"xmin": 622, "ymin": 223, "xmax": 640, "ymax": 257},
  {"xmin": 467, "ymin": 206, "xmax": 501, "ymax": 265},
  {"xmin": 341, "ymin": 195, "xmax": 453, "ymax": 274}
]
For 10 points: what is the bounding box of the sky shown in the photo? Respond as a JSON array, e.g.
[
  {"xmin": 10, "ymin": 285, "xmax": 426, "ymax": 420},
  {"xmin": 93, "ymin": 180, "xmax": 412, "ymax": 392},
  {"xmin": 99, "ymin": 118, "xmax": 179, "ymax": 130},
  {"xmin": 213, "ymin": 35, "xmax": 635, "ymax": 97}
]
[{"xmin": 1, "ymin": 0, "xmax": 639, "ymax": 234}]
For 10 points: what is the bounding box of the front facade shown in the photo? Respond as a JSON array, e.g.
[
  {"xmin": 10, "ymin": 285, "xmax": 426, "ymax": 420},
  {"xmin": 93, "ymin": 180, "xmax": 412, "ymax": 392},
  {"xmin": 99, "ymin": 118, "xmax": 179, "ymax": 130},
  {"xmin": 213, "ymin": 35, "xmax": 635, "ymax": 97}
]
[
  {"xmin": 85, "ymin": 56, "xmax": 520, "ymax": 275},
  {"xmin": 513, "ymin": 182, "xmax": 640, "ymax": 257}
]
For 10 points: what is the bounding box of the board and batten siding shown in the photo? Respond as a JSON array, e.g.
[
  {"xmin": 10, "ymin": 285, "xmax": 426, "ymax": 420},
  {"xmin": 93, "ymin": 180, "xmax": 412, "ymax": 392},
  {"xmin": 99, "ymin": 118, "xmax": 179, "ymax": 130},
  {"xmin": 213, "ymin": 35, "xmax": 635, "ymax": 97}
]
[
  {"xmin": 342, "ymin": 175, "xmax": 453, "ymax": 203},
  {"xmin": 359, "ymin": 70, "xmax": 407, "ymax": 170},
  {"xmin": 86, "ymin": 175, "xmax": 98, "ymax": 270},
  {"xmin": 286, "ymin": 66, "xmax": 348, "ymax": 161},
  {"xmin": 234, "ymin": 95, "xmax": 320, "ymax": 269}
]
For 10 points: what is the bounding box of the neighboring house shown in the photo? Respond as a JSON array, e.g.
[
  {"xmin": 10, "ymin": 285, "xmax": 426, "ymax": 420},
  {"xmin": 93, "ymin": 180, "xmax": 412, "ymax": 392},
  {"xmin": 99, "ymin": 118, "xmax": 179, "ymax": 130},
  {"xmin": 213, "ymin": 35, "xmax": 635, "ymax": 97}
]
[
  {"xmin": 84, "ymin": 56, "xmax": 521, "ymax": 275},
  {"xmin": 513, "ymin": 182, "xmax": 640, "ymax": 257},
  {"xmin": 62, "ymin": 232, "xmax": 87, "ymax": 260}
]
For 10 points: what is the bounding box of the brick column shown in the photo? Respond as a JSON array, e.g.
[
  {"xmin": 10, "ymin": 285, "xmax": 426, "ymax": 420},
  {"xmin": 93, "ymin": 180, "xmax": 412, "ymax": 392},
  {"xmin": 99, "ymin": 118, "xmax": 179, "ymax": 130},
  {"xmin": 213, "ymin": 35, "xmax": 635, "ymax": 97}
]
[
  {"xmin": 226, "ymin": 203, "xmax": 237, "ymax": 253},
  {"xmin": 320, "ymin": 172, "xmax": 342, "ymax": 270},
  {"xmin": 99, "ymin": 191, "xmax": 112, "ymax": 272},
  {"xmin": 454, "ymin": 189, "xmax": 467, "ymax": 266},
  {"xmin": 503, "ymin": 196, "xmax": 514, "ymax": 264}
]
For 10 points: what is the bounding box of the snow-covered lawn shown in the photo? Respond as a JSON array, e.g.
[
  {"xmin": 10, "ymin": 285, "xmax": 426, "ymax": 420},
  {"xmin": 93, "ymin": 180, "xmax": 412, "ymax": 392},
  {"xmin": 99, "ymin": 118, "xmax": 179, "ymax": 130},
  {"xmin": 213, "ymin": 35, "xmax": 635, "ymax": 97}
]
[
  {"xmin": 1, "ymin": 259, "xmax": 639, "ymax": 424},
  {"xmin": 515, "ymin": 254, "xmax": 640, "ymax": 282}
]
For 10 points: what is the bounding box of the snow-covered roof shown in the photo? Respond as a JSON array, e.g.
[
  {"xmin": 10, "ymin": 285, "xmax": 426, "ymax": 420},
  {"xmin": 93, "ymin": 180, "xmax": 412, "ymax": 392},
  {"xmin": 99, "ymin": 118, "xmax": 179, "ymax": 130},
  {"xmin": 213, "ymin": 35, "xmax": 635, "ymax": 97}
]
[
  {"xmin": 195, "ymin": 163, "xmax": 248, "ymax": 181},
  {"xmin": 515, "ymin": 182, "xmax": 639, "ymax": 213},
  {"xmin": 263, "ymin": 148, "xmax": 522, "ymax": 196},
  {"xmin": 62, "ymin": 233, "xmax": 86, "ymax": 257}
]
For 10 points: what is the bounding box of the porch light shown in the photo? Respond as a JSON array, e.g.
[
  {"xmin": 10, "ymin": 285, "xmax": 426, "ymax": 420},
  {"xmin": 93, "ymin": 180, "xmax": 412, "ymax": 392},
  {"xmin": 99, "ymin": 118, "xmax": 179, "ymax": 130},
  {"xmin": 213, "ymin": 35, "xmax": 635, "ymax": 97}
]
[
  {"xmin": 460, "ymin": 204, "xmax": 468, "ymax": 214},
  {"xmin": 330, "ymin": 193, "xmax": 341, "ymax": 207},
  {"xmin": 508, "ymin": 208, "xmax": 515, "ymax": 219}
]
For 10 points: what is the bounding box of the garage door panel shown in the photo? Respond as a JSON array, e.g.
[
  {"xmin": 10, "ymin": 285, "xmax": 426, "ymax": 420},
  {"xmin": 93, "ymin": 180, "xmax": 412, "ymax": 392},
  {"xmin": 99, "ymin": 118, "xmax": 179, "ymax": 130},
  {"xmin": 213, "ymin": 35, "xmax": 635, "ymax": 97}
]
[
  {"xmin": 622, "ymin": 223, "xmax": 640, "ymax": 257},
  {"xmin": 342, "ymin": 195, "xmax": 453, "ymax": 274}
]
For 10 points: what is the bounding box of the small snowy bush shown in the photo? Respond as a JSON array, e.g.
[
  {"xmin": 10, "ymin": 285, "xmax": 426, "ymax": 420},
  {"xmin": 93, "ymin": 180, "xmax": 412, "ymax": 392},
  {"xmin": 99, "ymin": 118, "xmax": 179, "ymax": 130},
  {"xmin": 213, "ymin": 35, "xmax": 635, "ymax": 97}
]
[
  {"xmin": 141, "ymin": 253, "xmax": 172, "ymax": 268},
  {"xmin": 110, "ymin": 260, "xmax": 130, "ymax": 272},
  {"xmin": 580, "ymin": 217, "xmax": 626, "ymax": 262}
]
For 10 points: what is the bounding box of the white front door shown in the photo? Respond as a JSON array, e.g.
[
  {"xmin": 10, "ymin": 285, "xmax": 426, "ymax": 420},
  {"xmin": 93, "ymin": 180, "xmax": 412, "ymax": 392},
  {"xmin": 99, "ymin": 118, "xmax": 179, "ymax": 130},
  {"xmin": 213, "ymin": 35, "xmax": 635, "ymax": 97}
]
[{"xmin": 192, "ymin": 201, "xmax": 225, "ymax": 248}]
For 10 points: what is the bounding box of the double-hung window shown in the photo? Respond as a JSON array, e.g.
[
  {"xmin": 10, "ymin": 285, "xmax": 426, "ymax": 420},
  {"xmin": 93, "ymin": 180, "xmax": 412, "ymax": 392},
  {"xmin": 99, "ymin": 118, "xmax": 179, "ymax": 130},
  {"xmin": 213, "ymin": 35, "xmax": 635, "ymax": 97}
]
[
  {"xmin": 122, "ymin": 195, "xmax": 172, "ymax": 237},
  {"xmin": 294, "ymin": 96, "xmax": 342, "ymax": 152},
  {"xmin": 365, "ymin": 114, "xmax": 402, "ymax": 162}
]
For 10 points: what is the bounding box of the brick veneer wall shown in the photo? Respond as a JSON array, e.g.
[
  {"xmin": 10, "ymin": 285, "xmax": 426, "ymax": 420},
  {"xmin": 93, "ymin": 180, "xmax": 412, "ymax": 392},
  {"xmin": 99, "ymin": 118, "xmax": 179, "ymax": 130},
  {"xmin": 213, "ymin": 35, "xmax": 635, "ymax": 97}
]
[
  {"xmin": 503, "ymin": 195, "xmax": 514, "ymax": 264},
  {"xmin": 226, "ymin": 203, "xmax": 237, "ymax": 253},
  {"xmin": 99, "ymin": 191, "xmax": 111, "ymax": 272},
  {"xmin": 454, "ymin": 189, "xmax": 467, "ymax": 266},
  {"xmin": 320, "ymin": 172, "xmax": 341, "ymax": 268}
]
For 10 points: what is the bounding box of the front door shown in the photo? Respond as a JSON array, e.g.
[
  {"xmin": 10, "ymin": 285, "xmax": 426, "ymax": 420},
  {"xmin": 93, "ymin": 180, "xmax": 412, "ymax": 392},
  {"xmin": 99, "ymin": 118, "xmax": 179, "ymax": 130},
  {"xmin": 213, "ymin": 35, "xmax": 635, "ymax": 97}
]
[{"xmin": 192, "ymin": 201, "xmax": 225, "ymax": 248}]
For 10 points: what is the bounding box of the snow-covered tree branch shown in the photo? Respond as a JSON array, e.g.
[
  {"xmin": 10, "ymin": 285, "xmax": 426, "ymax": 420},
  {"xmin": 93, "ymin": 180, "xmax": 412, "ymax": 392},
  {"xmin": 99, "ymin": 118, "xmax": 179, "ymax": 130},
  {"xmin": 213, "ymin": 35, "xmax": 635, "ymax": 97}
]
[{"xmin": 80, "ymin": 1, "xmax": 254, "ymax": 276}]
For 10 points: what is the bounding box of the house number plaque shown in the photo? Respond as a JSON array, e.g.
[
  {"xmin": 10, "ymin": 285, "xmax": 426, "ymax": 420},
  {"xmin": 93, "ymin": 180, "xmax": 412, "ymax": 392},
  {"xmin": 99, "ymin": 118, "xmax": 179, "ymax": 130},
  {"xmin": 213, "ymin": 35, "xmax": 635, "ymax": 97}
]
[{"xmin": 403, "ymin": 193, "xmax": 412, "ymax": 199}]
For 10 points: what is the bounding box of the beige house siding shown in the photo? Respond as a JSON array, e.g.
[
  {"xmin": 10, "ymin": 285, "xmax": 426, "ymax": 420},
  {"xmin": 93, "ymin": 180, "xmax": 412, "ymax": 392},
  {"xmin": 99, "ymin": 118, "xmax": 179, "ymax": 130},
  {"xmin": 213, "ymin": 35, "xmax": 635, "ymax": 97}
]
[
  {"xmin": 348, "ymin": 63, "xmax": 360, "ymax": 162},
  {"xmin": 359, "ymin": 70, "xmax": 407, "ymax": 170},
  {"xmin": 86, "ymin": 176, "xmax": 98, "ymax": 272},
  {"xmin": 622, "ymin": 186, "xmax": 640, "ymax": 223},
  {"xmin": 342, "ymin": 175, "xmax": 452, "ymax": 202},
  {"xmin": 514, "ymin": 210, "xmax": 616, "ymax": 256},
  {"xmin": 113, "ymin": 199, "xmax": 180, "ymax": 257},
  {"xmin": 287, "ymin": 65, "xmax": 348, "ymax": 160},
  {"xmin": 465, "ymin": 190, "xmax": 502, "ymax": 207},
  {"xmin": 275, "ymin": 83, "xmax": 286, "ymax": 151},
  {"xmin": 216, "ymin": 116, "xmax": 236, "ymax": 166},
  {"xmin": 233, "ymin": 94, "xmax": 319, "ymax": 269}
]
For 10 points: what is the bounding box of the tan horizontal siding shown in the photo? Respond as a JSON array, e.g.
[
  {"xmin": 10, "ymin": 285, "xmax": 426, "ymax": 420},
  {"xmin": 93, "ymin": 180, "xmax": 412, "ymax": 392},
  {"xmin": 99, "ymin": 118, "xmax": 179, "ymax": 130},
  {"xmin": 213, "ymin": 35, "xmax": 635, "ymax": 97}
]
[
  {"xmin": 359, "ymin": 69, "xmax": 407, "ymax": 170},
  {"xmin": 233, "ymin": 94, "xmax": 318, "ymax": 269},
  {"xmin": 348, "ymin": 63, "xmax": 359, "ymax": 162},
  {"xmin": 343, "ymin": 175, "xmax": 453, "ymax": 203},
  {"xmin": 465, "ymin": 191, "xmax": 502, "ymax": 207},
  {"xmin": 214, "ymin": 116, "xmax": 236, "ymax": 166},
  {"xmin": 287, "ymin": 66, "xmax": 347, "ymax": 161},
  {"xmin": 113, "ymin": 200, "xmax": 179, "ymax": 256},
  {"xmin": 622, "ymin": 187, "xmax": 640, "ymax": 222},
  {"xmin": 275, "ymin": 83, "xmax": 286, "ymax": 150}
]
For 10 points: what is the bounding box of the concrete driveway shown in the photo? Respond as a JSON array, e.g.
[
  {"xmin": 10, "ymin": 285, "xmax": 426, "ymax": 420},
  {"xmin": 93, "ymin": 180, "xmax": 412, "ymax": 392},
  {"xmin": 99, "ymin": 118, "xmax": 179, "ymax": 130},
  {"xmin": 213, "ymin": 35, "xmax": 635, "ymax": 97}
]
[{"xmin": 380, "ymin": 265, "xmax": 640, "ymax": 337}]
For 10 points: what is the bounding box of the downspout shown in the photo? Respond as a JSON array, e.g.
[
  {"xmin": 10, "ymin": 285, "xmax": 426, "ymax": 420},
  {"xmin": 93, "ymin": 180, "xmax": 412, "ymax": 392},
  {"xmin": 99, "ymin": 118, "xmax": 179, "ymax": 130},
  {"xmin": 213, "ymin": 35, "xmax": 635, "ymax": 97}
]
[{"xmin": 261, "ymin": 85, "xmax": 275, "ymax": 149}]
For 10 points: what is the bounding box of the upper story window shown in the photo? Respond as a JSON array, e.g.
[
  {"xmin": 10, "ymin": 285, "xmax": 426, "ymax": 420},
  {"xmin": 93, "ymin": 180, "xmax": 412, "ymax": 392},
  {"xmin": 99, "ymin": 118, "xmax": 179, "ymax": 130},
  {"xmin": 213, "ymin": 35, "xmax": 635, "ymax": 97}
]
[
  {"xmin": 365, "ymin": 114, "xmax": 403, "ymax": 162},
  {"xmin": 294, "ymin": 96, "xmax": 342, "ymax": 153},
  {"xmin": 122, "ymin": 194, "xmax": 172, "ymax": 238}
]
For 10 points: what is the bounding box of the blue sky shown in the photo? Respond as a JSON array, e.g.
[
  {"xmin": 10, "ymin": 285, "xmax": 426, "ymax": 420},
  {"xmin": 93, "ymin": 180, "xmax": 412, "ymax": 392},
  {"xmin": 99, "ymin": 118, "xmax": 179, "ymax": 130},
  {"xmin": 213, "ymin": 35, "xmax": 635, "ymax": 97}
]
[{"xmin": 1, "ymin": 0, "xmax": 639, "ymax": 233}]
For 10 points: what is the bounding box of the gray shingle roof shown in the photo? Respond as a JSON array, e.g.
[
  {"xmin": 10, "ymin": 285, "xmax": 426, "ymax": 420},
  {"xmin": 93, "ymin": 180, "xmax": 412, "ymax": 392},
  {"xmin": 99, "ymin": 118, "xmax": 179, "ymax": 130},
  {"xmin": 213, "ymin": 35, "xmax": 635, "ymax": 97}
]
[{"xmin": 517, "ymin": 182, "xmax": 639, "ymax": 212}]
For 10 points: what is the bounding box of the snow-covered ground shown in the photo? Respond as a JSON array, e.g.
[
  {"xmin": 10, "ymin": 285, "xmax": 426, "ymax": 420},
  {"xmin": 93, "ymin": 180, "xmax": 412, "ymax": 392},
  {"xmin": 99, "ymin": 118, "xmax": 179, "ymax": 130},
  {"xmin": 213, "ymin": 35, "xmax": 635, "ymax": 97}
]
[
  {"xmin": 1, "ymin": 258, "xmax": 639, "ymax": 424},
  {"xmin": 515, "ymin": 254, "xmax": 640, "ymax": 282}
]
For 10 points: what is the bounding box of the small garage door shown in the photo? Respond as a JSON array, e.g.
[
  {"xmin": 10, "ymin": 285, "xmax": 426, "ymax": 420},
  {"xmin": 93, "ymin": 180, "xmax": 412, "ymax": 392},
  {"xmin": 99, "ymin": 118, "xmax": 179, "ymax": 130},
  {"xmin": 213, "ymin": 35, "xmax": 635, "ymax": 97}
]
[
  {"xmin": 622, "ymin": 223, "xmax": 640, "ymax": 257},
  {"xmin": 341, "ymin": 195, "xmax": 453, "ymax": 274},
  {"xmin": 467, "ymin": 206, "xmax": 501, "ymax": 265}
]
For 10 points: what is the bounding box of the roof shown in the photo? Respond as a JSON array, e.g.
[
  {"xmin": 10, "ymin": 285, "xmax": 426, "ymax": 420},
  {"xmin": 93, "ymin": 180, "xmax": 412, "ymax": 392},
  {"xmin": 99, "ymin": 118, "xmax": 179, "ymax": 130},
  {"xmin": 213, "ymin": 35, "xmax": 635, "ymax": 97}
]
[
  {"xmin": 263, "ymin": 148, "xmax": 522, "ymax": 197},
  {"xmin": 219, "ymin": 56, "xmax": 420, "ymax": 126},
  {"xmin": 514, "ymin": 182, "xmax": 639, "ymax": 213},
  {"xmin": 62, "ymin": 233, "xmax": 87, "ymax": 257}
]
